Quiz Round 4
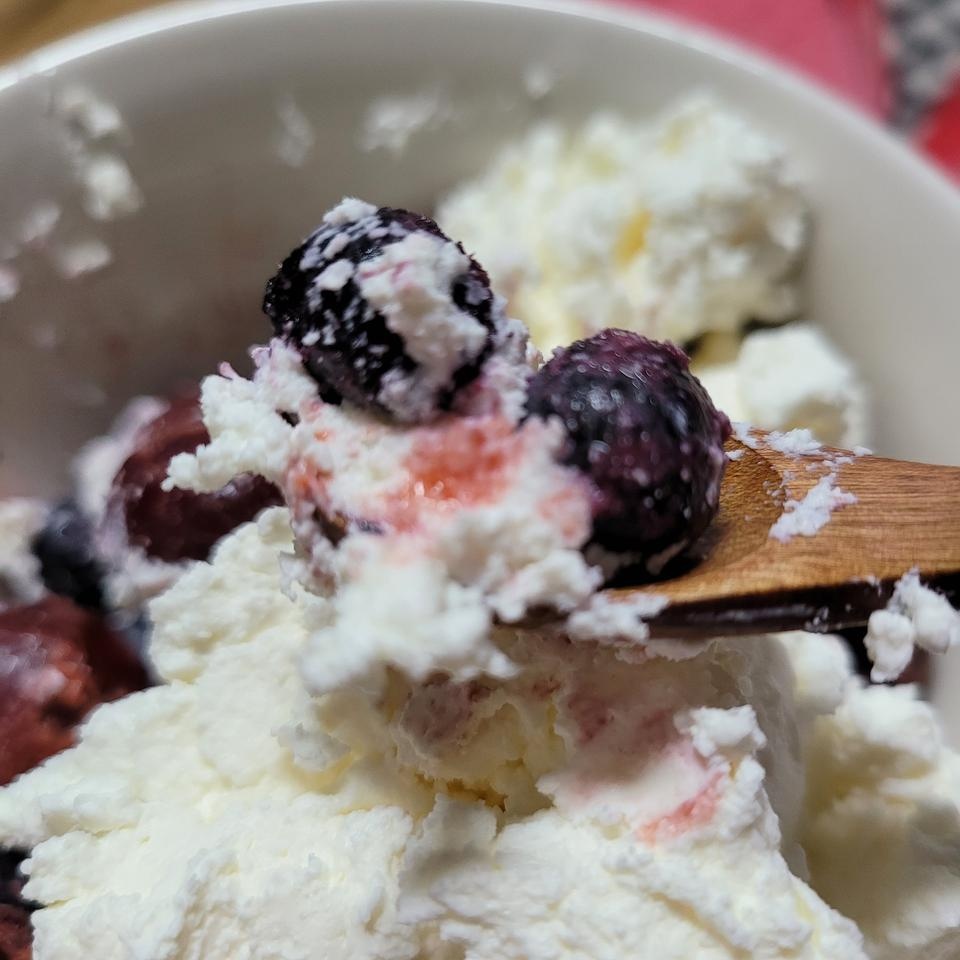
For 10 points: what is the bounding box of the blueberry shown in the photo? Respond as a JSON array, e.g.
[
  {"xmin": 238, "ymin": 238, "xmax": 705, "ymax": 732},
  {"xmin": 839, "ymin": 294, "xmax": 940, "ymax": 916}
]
[
  {"xmin": 31, "ymin": 500, "xmax": 105, "ymax": 610},
  {"xmin": 526, "ymin": 330, "xmax": 731, "ymax": 563},
  {"xmin": 109, "ymin": 389, "xmax": 282, "ymax": 564},
  {"xmin": 263, "ymin": 201, "xmax": 503, "ymax": 422}
]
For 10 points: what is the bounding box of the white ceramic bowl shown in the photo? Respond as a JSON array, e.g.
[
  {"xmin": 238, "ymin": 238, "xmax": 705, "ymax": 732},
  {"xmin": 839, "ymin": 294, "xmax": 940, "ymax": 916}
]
[{"xmin": 2, "ymin": 0, "xmax": 960, "ymax": 719}]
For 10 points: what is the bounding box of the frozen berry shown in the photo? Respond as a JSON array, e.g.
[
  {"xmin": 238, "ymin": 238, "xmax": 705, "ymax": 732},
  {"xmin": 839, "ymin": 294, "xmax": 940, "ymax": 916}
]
[
  {"xmin": 0, "ymin": 851, "xmax": 33, "ymax": 911},
  {"xmin": 0, "ymin": 849, "xmax": 34, "ymax": 960},
  {"xmin": 31, "ymin": 500, "xmax": 105, "ymax": 610},
  {"xmin": 264, "ymin": 199, "xmax": 505, "ymax": 422},
  {"xmin": 107, "ymin": 388, "xmax": 282, "ymax": 564},
  {"xmin": 0, "ymin": 903, "xmax": 31, "ymax": 960},
  {"xmin": 526, "ymin": 330, "xmax": 730, "ymax": 563},
  {"xmin": 0, "ymin": 596, "xmax": 149, "ymax": 786}
]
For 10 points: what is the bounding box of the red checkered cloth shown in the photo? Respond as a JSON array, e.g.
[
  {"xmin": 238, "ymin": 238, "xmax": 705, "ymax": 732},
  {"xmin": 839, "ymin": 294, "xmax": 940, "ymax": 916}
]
[
  {"xmin": 627, "ymin": 0, "xmax": 960, "ymax": 180},
  {"xmin": 630, "ymin": 0, "xmax": 889, "ymax": 116}
]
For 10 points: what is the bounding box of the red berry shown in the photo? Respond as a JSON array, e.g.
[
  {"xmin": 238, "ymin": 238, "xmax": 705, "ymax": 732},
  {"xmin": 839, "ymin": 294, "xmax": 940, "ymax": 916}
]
[
  {"xmin": 109, "ymin": 389, "xmax": 282, "ymax": 563},
  {"xmin": 0, "ymin": 596, "xmax": 149, "ymax": 786}
]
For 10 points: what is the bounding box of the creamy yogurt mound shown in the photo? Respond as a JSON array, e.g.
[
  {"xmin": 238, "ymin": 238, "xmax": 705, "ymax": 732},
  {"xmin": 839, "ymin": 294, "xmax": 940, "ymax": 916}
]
[
  {"xmin": 439, "ymin": 96, "xmax": 868, "ymax": 451},
  {"xmin": 2, "ymin": 198, "xmax": 960, "ymax": 960},
  {"xmin": 5, "ymin": 511, "xmax": 960, "ymax": 959},
  {"xmin": 692, "ymin": 325, "xmax": 869, "ymax": 449},
  {"xmin": 0, "ymin": 515, "xmax": 862, "ymax": 958},
  {"xmin": 439, "ymin": 97, "xmax": 807, "ymax": 354}
]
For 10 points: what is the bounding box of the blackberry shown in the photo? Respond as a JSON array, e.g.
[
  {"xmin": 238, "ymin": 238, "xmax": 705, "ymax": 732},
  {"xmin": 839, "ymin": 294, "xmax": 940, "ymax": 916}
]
[
  {"xmin": 526, "ymin": 330, "xmax": 730, "ymax": 563},
  {"xmin": 109, "ymin": 389, "xmax": 282, "ymax": 564},
  {"xmin": 264, "ymin": 200, "xmax": 502, "ymax": 422},
  {"xmin": 32, "ymin": 500, "xmax": 105, "ymax": 610}
]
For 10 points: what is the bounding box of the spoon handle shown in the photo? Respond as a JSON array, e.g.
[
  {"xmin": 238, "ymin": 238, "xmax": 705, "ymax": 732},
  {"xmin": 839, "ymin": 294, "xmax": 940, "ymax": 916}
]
[{"xmin": 615, "ymin": 441, "xmax": 960, "ymax": 638}]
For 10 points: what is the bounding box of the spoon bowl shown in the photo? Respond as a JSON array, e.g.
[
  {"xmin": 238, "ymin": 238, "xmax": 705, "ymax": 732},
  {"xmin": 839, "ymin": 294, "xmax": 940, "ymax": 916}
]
[{"xmin": 612, "ymin": 431, "xmax": 960, "ymax": 638}]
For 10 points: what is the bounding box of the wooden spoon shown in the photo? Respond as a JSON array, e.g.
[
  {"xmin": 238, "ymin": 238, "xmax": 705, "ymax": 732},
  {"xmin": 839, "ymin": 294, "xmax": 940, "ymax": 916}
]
[{"xmin": 606, "ymin": 431, "xmax": 960, "ymax": 638}]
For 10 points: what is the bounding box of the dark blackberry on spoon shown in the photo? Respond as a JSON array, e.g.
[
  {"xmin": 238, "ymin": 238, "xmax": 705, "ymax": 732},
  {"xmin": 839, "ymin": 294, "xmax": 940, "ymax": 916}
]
[{"xmin": 526, "ymin": 330, "xmax": 731, "ymax": 568}]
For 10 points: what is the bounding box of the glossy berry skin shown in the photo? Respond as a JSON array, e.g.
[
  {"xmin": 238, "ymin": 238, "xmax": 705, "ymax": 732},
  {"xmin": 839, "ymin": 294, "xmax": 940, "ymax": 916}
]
[
  {"xmin": 0, "ymin": 900, "xmax": 31, "ymax": 960},
  {"xmin": 0, "ymin": 596, "xmax": 149, "ymax": 786},
  {"xmin": 526, "ymin": 330, "xmax": 731, "ymax": 562},
  {"xmin": 263, "ymin": 205, "xmax": 499, "ymax": 420},
  {"xmin": 109, "ymin": 389, "xmax": 282, "ymax": 564},
  {"xmin": 0, "ymin": 596, "xmax": 149, "ymax": 957},
  {"xmin": 32, "ymin": 500, "xmax": 105, "ymax": 610}
]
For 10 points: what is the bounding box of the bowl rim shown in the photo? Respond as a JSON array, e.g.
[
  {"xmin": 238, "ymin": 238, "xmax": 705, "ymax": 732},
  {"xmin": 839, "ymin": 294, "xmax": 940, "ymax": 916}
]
[{"xmin": 1, "ymin": 0, "xmax": 958, "ymax": 215}]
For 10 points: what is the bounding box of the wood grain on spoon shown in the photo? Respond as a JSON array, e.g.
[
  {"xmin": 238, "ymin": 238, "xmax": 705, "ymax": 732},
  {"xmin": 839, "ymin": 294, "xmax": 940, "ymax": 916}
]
[{"xmin": 611, "ymin": 432, "xmax": 960, "ymax": 638}]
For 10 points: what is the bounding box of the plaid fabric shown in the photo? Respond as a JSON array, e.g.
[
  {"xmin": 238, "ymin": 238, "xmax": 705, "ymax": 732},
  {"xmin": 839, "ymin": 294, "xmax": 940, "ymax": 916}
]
[{"xmin": 884, "ymin": 0, "xmax": 960, "ymax": 127}]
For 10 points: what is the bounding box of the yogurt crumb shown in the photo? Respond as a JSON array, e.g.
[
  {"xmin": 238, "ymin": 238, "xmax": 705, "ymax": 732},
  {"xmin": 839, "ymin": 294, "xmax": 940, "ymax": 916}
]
[
  {"xmin": 523, "ymin": 64, "xmax": 556, "ymax": 99},
  {"xmin": 53, "ymin": 84, "xmax": 143, "ymax": 222},
  {"xmin": 768, "ymin": 472, "xmax": 857, "ymax": 543},
  {"xmin": 51, "ymin": 238, "xmax": 112, "ymax": 278},
  {"xmin": 19, "ymin": 202, "xmax": 62, "ymax": 246},
  {"xmin": 0, "ymin": 498, "xmax": 49, "ymax": 608},
  {"xmin": 77, "ymin": 154, "xmax": 143, "ymax": 221},
  {"xmin": 360, "ymin": 91, "xmax": 452, "ymax": 155},
  {"xmin": 865, "ymin": 569, "xmax": 960, "ymax": 682},
  {"xmin": 274, "ymin": 96, "xmax": 316, "ymax": 167},
  {"xmin": 54, "ymin": 84, "xmax": 125, "ymax": 139},
  {"xmin": 732, "ymin": 421, "xmax": 758, "ymax": 448},
  {"xmin": 764, "ymin": 428, "xmax": 821, "ymax": 456},
  {"xmin": 0, "ymin": 264, "xmax": 19, "ymax": 303},
  {"xmin": 566, "ymin": 591, "xmax": 670, "ymax": 645}
]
